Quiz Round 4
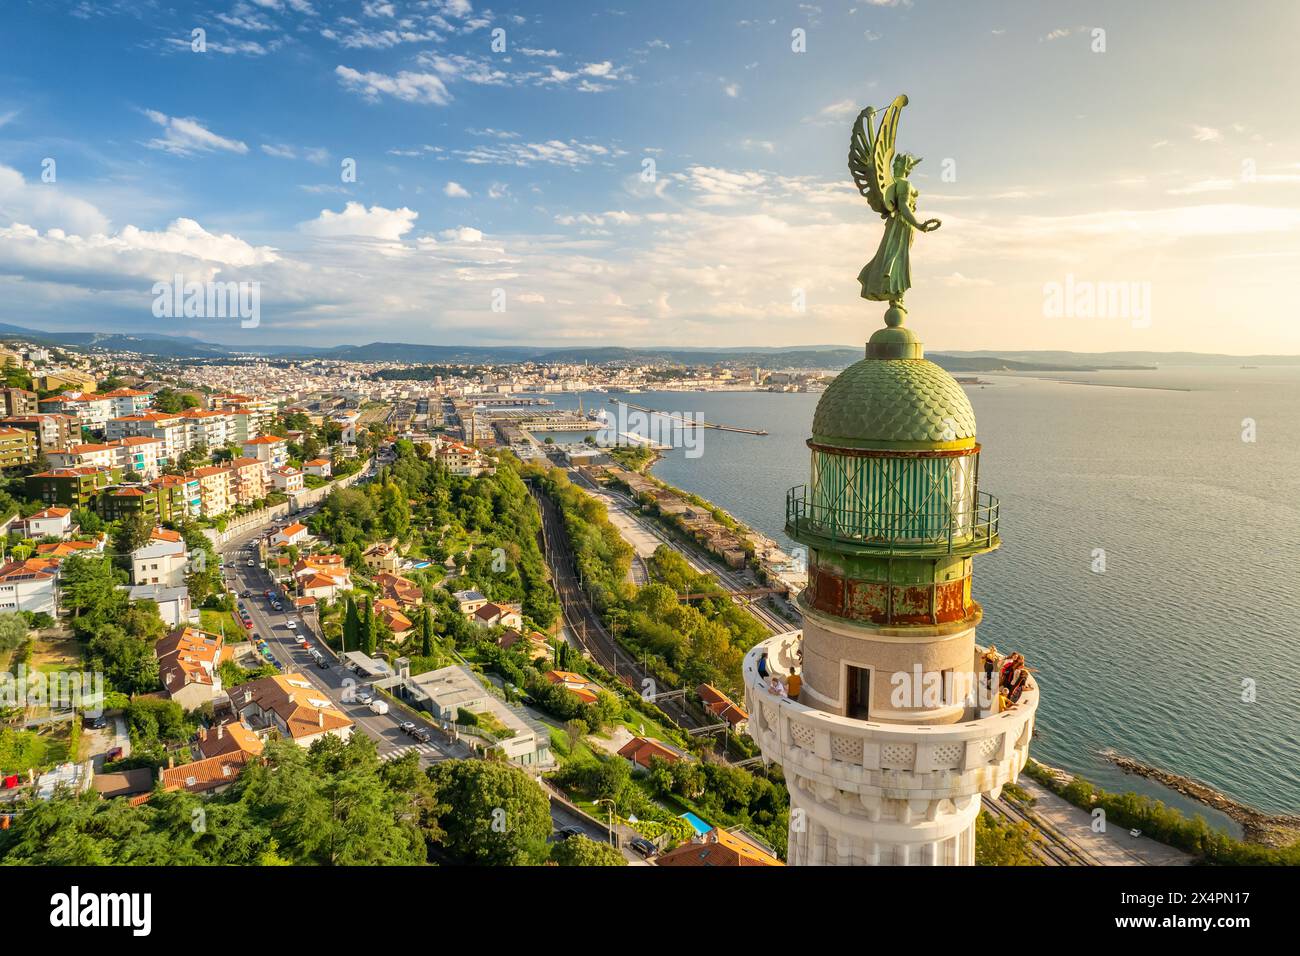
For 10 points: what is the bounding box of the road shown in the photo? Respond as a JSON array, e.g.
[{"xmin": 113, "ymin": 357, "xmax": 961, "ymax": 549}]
[
  {"xmin": 217, "ymin": 514, "xmax": 468, "ymax": 767},
  {"xmin": 215, "ymin": 492, "xmax": 639, "ymax": 858}
]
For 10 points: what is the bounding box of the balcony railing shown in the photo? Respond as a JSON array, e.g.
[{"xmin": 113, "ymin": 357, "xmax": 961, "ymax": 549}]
[{"xmin": 786, "ymin": 485, "xmax": 999, "ymax": 555}]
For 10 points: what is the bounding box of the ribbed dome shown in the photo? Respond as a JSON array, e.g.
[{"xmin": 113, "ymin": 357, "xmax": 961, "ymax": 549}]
[{"xmin": 811, "ymin": 358, "xmax": 976, "ymax": 449}]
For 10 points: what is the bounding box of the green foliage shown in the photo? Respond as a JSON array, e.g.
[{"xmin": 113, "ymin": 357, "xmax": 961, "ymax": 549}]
[
  {"xmin": 550, "ymin": 834, "xmax": 626, "ymax": 866},
  {"xmin": 975, "ymin": 810, "xmax": 1044, "ymax": 866},
  {"xmin": 0, "ymin": 612, "xmax": 29, "ymax": 655},
  {"xmin": 1022, "ymin": 760, "xmax": 1300, "ymax": 866},
  {"xmin": 425, "ymin": 759, "xmax": 552, "ymax": 865},
  {"xmin": 0, "ymin": 735, "xmax": 438, "ymax": 865}
]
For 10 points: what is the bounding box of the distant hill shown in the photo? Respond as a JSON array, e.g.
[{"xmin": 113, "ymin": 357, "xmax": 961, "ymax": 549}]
[{"xmin": 2, "ymin": 321, "xmax": 1295, "ymax": 369}]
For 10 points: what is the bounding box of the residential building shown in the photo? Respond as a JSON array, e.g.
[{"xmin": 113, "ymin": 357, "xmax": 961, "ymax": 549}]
[
  {"xmin": 618, "ymin": 736, "xmax": 690, "ymax": 770},
  {"xmin": 544, "ymin": 670, "xmax": 602, "ymax": 705},
  {"xmin": 160, "ymin": 751, "xmax": 250, "ymax": 795},
  {"xmin": 271, "ymin": 522, "xmax": 309, "ymax": 548},
  {"xmin": 20, "ymin": 506, "xmax": 73, "ymax": 539},
  {"xmin": 35, "ymin": 369, "xmax": 97, "ymax": 393},
  {"xmin": 697, "ymin": 683, "xmax": 749, "ymax": 733},
  {"xmin": 151, "ymin": 473, "xmax": 202, "ymax": 519},
  {"xmin": 156, "ymin": 627, "xmax": 225, "ymax": 711},
  {"xmin": 302, "ymin": 457, "xmax": 331, "ymax": 478},
  {"xmin": 192, "ymin": 465, "xmax": 234, "ymax": 516},
  {"xmin": 241, "ymin": 435, "xmax": 288, "ymax": 471},
  {"xmin": 655, "ymin": 828, "xmax": 785, "ymax": 867},
  {"xmin": 0, "ymin": 426, "xmax": 37, "ymax": 468},
  {"xmin": 131, "ymin": 533, "xmax": 189, "ymax": 587},
  {"xmin": 374, "ymin": 598, "xmax": 413, "ymax": 637},
  {"xmin": 228, "ymin": 456, "xmax": 267, "ymax": 506},
  {"xmin": 363, "ymin": 542, "xmax": 401, "ymax": 572},
  {"xmin": 472, "ymin": 601, "xmax": 523, "ymax": 630},
  {"xmin": 452, "ymin": 589, "xmax": 488, "ymax": 616},
  {"xmin": 269, "ymin": 465, "xmax": 303, "ymax": 494},
  {"xmin": 227, "ymin": 673, "xmax": 353, "ymax": 748},
  {"xmin": 2, "ymin": 413, "xmax": 76, "ymax": 453},
  {"xmin": 26, "ymin": 466, "xmax": 120, "ymax": 508},
  {"xmin": 0, "ymin": 558, "xmax": 58, "ymax": 614},
  {"xmin": 0, "ymin": 387, "xmax": 39, "ymax": 417},
  {"xmin": 125, "ymin": 584, "xmax": 193, "ymax": 627},
  {"xmin": 375, "ymin": 571, "xmax": 423, "ymax": 607}
]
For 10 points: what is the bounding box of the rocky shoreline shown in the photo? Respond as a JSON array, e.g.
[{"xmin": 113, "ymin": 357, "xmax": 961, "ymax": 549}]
[{"xmin": 1101, "ymin": 749, "xmax": 1300, "ymax": 847}]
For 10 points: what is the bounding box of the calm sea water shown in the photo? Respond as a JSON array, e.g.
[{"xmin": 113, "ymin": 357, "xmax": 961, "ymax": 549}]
[{"xmin": 541, "ymin": 370, "xmax": 1300, "ymax": 824}]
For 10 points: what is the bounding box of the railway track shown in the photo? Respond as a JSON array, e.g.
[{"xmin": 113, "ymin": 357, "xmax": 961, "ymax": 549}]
[
  {"xmin": 531, "ymin": 484, "xmax": 718, "ymax": 738},
  {"xmin": 984, "ymin": 793, "xmax": 1095, "ymax": 866}
]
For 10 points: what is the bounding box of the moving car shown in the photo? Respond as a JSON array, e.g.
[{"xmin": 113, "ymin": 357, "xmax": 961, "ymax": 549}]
[
  {"xmin": 409, "ymin": 727, "xmax": 431, "ymax": 743},
  {"xmin": 399, "ymin": 721, "xmax": 416, "ymax": 735},
  {"xmin": 246, "ymin": 559, "xmax": 255, "ymax": 567},
  {"xmin": 354, "ymin": 689, "xmax": 373, "ymax": 704},
  {"xmin": 368, "ymin": 699, "xmax": 389, "ymax": 715}
]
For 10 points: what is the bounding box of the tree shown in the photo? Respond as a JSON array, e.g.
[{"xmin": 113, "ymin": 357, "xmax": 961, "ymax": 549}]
[
  {"xmin": 563, "ymin": 718, "xmax": 588, "ymax": 756},
  {"xmin": 425, "ymin": 760, "xmax": 551, "ymax": 865},
  {"xmin": 420, "ymin": 607, "xmax": 434, "ymax": 658},
  {"xmin": 59, "ymin": 555, "xmax": 120, "ymax": 619},
  {"xmin": 360, "ymin": 596, "xmax": 376, "ymax": 656},
  {"xmin": 342, "ymin": 596, "xmax": 360, "ymax": 654},
  {"xmin": 550, "ymin": 834, "xmax": 626, "ymax": 866}
]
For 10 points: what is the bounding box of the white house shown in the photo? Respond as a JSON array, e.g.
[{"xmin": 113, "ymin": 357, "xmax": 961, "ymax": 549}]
[
  {"xmin": 302, "ymin": 458, "xmax": 332, "ymax": 478},
  {"xmin": 270, "ymin": 466, "xmax": 304, "ymax": 494},
  {"xmin": 22, "ymin": 506, "xmax": 73, "ymax": 539},
  {"xmin": 453, "ymin": 589, "xmax": 489, "ymax": 616},
  {"xmin": 0, "ymin": 558, "xmax": 58, "ymax": 615},
  {"xmin": 127, "ymin": 583, "xmax": 194, "ymax": 627},
  {"xmin": 131, "ymin": 535, "xmax": 189, "ymax": 587},
  {"xmin": 271, "ymin": 522, "xmax": 309, "ymax": 548}
]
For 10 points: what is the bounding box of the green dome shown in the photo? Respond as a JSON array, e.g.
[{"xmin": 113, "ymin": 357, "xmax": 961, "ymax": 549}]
[{"xmin": 811, "ymin": 357, "xmax": 976, "ymax": 450}]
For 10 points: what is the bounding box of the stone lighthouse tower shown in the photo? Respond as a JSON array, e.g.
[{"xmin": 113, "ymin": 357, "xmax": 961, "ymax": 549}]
[
  {"xmin": 742, "ymin": 93, "xmax": 1038, "ymax": 865},
  {"xmin": 741, "ymin": 315, "xmax": 1038, "ymax": 865}
]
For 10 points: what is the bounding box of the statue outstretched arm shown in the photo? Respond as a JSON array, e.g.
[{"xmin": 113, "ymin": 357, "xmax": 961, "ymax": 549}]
[{"xmin": 892, "ymin": 183, "xmax": 940, "ymax": 233}]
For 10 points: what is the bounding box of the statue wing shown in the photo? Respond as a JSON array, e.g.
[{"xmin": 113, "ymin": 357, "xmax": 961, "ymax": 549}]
[{"xmin": 848, "ymin": 94, "xmax": 908, "ymax": 219}]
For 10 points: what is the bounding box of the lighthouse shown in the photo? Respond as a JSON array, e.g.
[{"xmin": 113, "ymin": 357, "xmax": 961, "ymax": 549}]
[{"xmin": 741, "ymin": 314, "xmax": 1038, "ymax": 865}]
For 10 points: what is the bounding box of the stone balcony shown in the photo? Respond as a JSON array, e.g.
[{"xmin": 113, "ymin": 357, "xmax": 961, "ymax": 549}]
[{"xmin": 742, "ymin": 631, "xmax": 1037, "ymax": 802}]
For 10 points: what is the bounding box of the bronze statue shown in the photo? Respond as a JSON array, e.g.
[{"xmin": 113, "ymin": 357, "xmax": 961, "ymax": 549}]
[{"xmin": 848, "ymin": 94, "xmax": 940, "ymax": 326}]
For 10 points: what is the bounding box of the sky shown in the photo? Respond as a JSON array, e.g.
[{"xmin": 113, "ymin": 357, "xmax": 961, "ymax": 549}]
[{"xmin": 1, "ymin": 0, "xmax": 1298, "ymax": 354}]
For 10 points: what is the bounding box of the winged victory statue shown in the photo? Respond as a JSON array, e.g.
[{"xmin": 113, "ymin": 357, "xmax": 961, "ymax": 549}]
[{"xmin": 848, "ymin": 94, "xmax": 940, "ymax": 326}]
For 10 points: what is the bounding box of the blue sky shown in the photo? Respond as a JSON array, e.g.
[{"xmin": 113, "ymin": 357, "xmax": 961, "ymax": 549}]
[{"xmin": 1, "ymin": 0, "xmax": 1299, "ymax": 353}]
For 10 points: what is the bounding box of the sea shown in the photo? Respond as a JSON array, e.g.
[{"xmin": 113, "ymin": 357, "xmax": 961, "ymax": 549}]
[{"xmin": 531, "ymin": 367, "xmax": 1300, "ymax": 831}]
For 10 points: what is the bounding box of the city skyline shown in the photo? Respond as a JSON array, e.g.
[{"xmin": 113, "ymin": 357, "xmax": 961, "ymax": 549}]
[{"xmin": 2, "ymin": 0, "xmax": 1299, "ymax": 354}]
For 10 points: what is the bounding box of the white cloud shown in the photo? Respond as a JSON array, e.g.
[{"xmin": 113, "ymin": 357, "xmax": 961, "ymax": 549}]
[
  {"xmin": 335, "ymin": 66, "xmax": 451, "ymax": 104},
  {"xmin": 444, "ymin": 181, "xmax": 471, "ymax": 198},
  {"xmin": 142, "ymin": 110, "xmax": 248, "ymax": 156},
  {"xmin": 0, "ymin": 165, "xmax": 111, "ymax": 235},
  {"xmin": 1191, "ymin": 125, "xmax": 1223, "ymax": 142},
  {"xmin": 299, "ymin": 202, "xmax": 418, "ymax": 241},
  {"xmin": 439, "ymin": 226, "xmax": 483, "ymax": 242}
]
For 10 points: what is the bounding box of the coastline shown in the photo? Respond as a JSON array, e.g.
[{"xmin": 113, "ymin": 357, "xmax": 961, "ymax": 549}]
[{"xmin": 1100, "ymin": 749, "xmax": 1300, "ymax": 847}]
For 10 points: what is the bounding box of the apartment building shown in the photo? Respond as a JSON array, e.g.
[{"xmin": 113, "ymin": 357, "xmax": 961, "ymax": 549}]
[
  {"xmin": 241, "ymin": 434, "xmax": 288, "ymax": 471},
  {"xmin": 228, "ymin": 456, "xmax": 268, "ymax": 506},
  {"xmin": 0, "ymin": 426, "xmax": 37, "ymax": 468},
  {"xmin": 0, "ymin": 387, "xmax": 39, "ymax": 417},
  {"xmin": 192, "ymin": 465, "xmax": 235, "ymax": 517},
  {"xmin": 26, "ymin": 466, "xmax": 121, "ymax": 508},
  {"xmin": 3, "ymin": 413, "xmax": 77, "ymax": 453}
]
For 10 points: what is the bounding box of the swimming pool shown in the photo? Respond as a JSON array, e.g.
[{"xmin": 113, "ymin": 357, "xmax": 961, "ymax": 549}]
[{"xmin": 679, "ymin": 812, "xmax": 711, "ymax": 836}]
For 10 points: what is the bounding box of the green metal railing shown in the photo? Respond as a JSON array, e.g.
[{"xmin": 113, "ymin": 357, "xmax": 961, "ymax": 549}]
[{"xmin": 786, "ymin": 485, "xmax": 1000, "ymax": 554}]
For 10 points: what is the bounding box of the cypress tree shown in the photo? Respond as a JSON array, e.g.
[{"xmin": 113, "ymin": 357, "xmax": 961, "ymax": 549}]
[{"xmin": 421, "ymin": 607, "xmax": 434, "ymax": 658}]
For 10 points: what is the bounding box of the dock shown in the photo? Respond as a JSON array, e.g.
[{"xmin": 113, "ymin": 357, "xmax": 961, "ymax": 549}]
[{"xmin": 608, "ymin": 399, "xmax": 768, "ymax": 435}]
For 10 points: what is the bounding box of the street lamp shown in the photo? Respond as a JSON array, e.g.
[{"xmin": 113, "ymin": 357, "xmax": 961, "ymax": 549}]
[{"xmin": 593, "ymin": 798, "xmax": 617, "ymax": 848}]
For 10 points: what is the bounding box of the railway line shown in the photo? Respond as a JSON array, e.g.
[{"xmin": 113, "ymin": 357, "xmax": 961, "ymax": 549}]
[{"xmin": 984, "ymin": 793, "xmax": 1096, "ymax": 866}]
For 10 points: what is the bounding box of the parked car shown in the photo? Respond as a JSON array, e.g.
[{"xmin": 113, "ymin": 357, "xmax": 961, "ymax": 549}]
[
  {"xmin": 286, "ymin": 620, "xmax": 297, "ymax": 631},
  {"xmin": 84, "ymin": 715, "xmax": 107, "ymax": 730},
  {"xmin": 556, "ymin": 825, "xmax": 584, "ymax": 841},
  {"xmin": 105, "ymin": 746, "xmax": 123, "ymax": 761},
  {"xmin": 629, "ymin": 838, "xmax": 657, "ymax": 858}
]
